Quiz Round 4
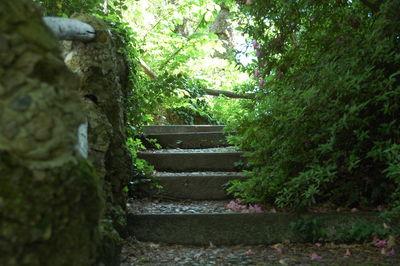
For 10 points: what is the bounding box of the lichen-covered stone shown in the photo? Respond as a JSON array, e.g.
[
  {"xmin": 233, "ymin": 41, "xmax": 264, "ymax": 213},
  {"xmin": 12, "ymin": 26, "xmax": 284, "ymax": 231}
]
[
  {"xmin": 63, "ymin": 14, "xmax": 132, "ymax": 208},
  {"xmin": 61, "ymin": 15, "xmax": 133, "ymax": 265},
  {"xmin": 0, "ymin": 1, "xmax": 103, "ymax": 265}
]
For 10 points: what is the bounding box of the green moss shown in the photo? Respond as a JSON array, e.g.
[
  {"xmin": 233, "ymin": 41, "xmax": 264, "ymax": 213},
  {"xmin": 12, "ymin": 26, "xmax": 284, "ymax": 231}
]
[
  {"xmin": 0, "ymin": 152, "xmax": 103, "ymax": 266},
  {"xmin": 96, "ymin": 218, "xmax": 123, "ymax": 266}
]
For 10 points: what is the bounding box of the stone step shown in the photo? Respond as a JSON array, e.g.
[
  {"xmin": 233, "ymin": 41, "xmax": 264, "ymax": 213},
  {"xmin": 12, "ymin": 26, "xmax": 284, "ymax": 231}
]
[
  {"xmin": 127, "ymin": 200, "xmax": 388, "ymax": 245},
  {"xmin": 138, "ymin": 148, "xmax": 244, "ymax": 172},
  {"xmin": 140, "ymin": 131, "xmax": 229, "ymax": 149},
  {"xmin": 146, "ymin": 172, "xmax": 247, "ymax": 200},
  {"xmin": 143, "ymin": 125, "xmax": 225, "ymax": 134}
]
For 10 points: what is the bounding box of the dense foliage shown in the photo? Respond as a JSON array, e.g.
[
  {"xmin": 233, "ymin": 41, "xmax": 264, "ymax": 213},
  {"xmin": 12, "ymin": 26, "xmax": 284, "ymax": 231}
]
[
  {"xmin": 122, "ymin": 0, "xmax": 249, "ymax": 125},
  {"xmin": 227, "ymin": 0, "xmax": 400, "ymax": 212}
]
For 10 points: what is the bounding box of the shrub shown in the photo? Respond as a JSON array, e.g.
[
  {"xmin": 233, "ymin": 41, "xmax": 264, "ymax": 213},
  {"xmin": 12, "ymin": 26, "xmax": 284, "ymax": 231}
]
[{"xmin": 229, "ymin": 0, "xmax": 400, "ymax": 210}]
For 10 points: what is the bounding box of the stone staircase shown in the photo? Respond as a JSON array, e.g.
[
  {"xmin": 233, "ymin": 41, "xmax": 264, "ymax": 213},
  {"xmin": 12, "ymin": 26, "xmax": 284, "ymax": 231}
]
[
  {"xmin": 136, "ymin": 125, "xmax": 246, "ymax": 200},
  {"xmin": 127, "ymin": 125, "xmax": 386, "ymax": 246}
]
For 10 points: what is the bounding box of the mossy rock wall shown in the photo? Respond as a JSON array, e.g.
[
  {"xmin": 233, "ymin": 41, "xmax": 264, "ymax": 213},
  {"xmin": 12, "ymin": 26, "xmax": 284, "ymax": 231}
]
[
  {"xmin": 63, "ymin": 15, "xmax": 132, "ymax": 209},
  {"xmin": 62, "ymin": 15, "xmax": 134, "ymax": 265},
  {"xmin": 0, "ymin": 1, "xmax": 103, "ymax": 265}
]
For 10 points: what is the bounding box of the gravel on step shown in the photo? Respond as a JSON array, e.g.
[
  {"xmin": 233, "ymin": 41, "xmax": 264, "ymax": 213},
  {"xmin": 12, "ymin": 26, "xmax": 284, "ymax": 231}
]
[
  {"xmin": 154, "ymin": 171, "xmax": 245, "ymax": 177},
  {"xmin": 142, "ymin": 146, "xmax": 238, "ymax": 153},
  {"xmin": 127, "ymin": 198, "xmax": 232, "ymax": 214},
  {"xmin": 121, "ymin": 238, "xmax": 399, "ymax": 265}
]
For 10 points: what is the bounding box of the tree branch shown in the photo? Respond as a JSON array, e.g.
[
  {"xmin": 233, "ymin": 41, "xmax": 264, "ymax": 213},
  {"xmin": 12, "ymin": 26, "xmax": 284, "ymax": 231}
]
[{"xmin": 139, "ymin": 59, "xmax": 252, "ymax": 99}]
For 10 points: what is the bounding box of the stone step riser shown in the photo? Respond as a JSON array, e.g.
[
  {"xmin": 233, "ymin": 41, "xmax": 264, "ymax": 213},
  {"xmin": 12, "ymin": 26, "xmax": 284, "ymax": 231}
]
[
  {"xmin": 128, "ymin": 212, "xmax": 387, "ymax": 246},
  {"xmin": 140, "ymin": 132, "xmax": 229, "ymax": 149},
  {"xmin": 138, "ymin": 152, "xmax": 244, "ymax": 172},
  {"xmin": 146, "ymin": 173, "xmax": 247, "ymax": 200}
]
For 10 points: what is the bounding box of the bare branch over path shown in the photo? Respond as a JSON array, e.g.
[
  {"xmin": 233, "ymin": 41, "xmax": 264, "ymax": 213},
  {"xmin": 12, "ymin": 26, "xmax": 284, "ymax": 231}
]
[{"xmin": 139, "ymin": 59, "xmax": 252, "ymax": 99}]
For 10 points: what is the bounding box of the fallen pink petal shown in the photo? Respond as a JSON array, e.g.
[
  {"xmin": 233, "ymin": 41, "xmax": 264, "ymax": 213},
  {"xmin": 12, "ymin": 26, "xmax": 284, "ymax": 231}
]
[
  {"xmin": 386, "ymin": 249, "xmax": 396, "ymax": 255},
  {"xmin": 245, "ymin": 249, "xmax": 255, "ymax": 255},
  {"xmin": 310, "ymin": 253, "xmax": 322, "ymax": 260},
  {"xmin": 345, "ymin": 249, "xmax": 352, "ymax": 256},
  {"xmin": 315, "ymin": 243, "xmax": 322, "ymax": 247},
  {"xmin": 248, "ymin": 204, "xmax": 263, "ymax": 213},
  {"xmin": 274, "ymin": 247, "xmax": 283, "ymax": 254},
  {"xmin": 374, "ymin": 240, "xmax": 387, "ymax": 248},
  {"xmin": 227, "ymin": 201, "xmax": 247, "ymax": 212}
]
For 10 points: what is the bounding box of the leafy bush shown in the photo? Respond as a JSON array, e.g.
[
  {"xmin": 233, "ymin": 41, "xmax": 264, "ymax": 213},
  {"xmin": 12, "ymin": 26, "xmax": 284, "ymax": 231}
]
[
  {"xmin": 138, "ymin": 72, "xmax": 218, "ymax": 125},
  {"xmin": 33, "ymin": 0, "xmax": 104, "ymax": 16},
  {"xmin": 290, "ymin": 218, "xmax": 326, "ymax": 242},
  {"xmin": 229, "ymin": 0, "xmax": 400, "ymax": 211}
]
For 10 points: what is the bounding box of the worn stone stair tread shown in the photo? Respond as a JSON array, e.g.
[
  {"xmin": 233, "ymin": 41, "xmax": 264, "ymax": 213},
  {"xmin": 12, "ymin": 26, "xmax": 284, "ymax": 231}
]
[
  {"xmin": 142, "ymin": 147, "xmax": 238, "ymax": 153},
  {"xmin": 128, "ymin": 199, "xmax": 232, "ymax": 214},
  {"xmin": 141, "ymin": 131, "xmax": 229, "ymax": 149},
  {"xmin": 143, "ymin": 125, "xmax": 226, "ymax": 134},
  {"xmin": 127, "ymin": 205, "xmax": 386, "ymax": 245},
  {"xmin": 138, "ymin": 149, "xmax": 244, "ymax": 172},
  {"xmin": 154, "ymin": 171, "xmax": 245, "ymax": 177},
  {"xmin": 146, "ymin": 172, "xmax": 247, "ymax": 200}
]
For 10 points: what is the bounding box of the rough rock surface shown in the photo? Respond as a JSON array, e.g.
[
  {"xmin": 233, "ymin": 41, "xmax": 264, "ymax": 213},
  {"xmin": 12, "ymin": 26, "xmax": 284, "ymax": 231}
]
[
  {"xmin": 62, "ymin": 15, "xmax": 133, "ymax": 265},
  {"xmin": 0, "ymin": 1, "xmax": 103, "ymax": 265},
  {"xmin": 63, "ymin": 14, "xmax": 132, "ymax": 209}
]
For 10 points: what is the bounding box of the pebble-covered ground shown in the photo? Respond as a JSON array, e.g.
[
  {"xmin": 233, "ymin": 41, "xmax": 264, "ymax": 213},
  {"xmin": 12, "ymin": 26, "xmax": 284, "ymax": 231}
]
[
  {"xmin": 127, "ymin": 198, "xmax": 382, "ymax": 215},
  {"xmin": 127, "ymin": 199, "xmax": 232, "ymax": 214},
  {"xmin": 142, "ymin": 147, "xmax": 238, "ymax": 153},
  {"xmin": 121, "ymin": 238, "xmax": 399, "ymax": 265}
]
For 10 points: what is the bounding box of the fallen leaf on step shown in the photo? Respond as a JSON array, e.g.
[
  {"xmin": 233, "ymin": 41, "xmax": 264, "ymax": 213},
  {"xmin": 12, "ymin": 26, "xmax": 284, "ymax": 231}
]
[
  {"xmin": 272, "ymin": 243, "xmax": 283, "ymax": 249},
  {"xmin": 387, "ymin": 235, "xmax": 396, "ymax": 249},
  {"xmin": 149, "ymin": 242, "xmax": 160, "ymax": 248}
]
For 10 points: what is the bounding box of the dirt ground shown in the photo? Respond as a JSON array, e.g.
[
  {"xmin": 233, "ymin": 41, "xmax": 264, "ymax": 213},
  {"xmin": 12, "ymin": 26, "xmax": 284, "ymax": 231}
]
[{"xmin": 121, "ymin": 238, "xmax": 399, "ymax": 265}]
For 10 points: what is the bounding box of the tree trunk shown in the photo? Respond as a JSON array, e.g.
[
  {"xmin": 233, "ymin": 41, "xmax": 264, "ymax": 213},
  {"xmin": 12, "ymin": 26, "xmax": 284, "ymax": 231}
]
[{"xmin": 0, "ymin": 1, "xmax": 103, "ymax": 265}]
